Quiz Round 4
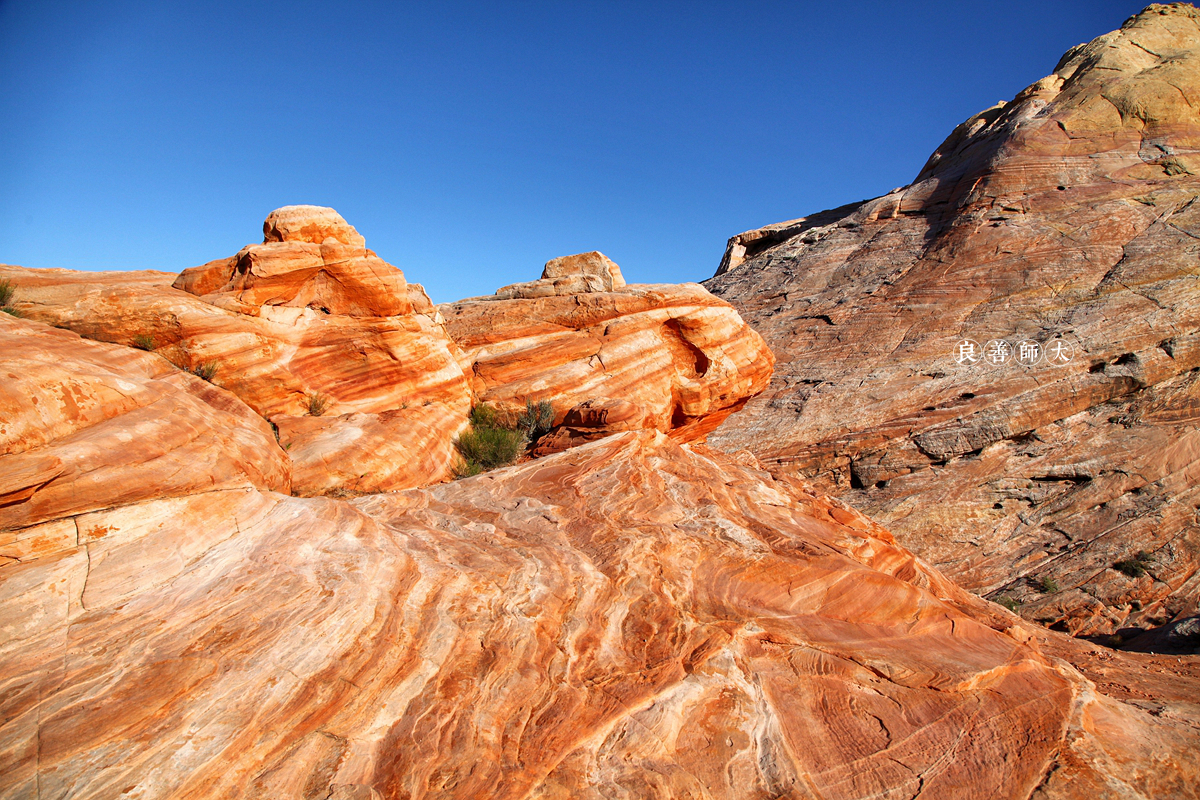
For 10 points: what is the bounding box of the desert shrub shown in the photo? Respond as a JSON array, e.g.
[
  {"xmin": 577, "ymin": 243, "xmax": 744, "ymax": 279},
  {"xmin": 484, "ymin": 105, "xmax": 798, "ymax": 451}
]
[
  {"xmin": 0, "ymin": 278, "xmax": 19, "ymax": 316},
  {"xmin": 133, "ymin": 333, "xmax": 157, "ymax": 351},
  {"xmin": 1114, "ymin": 550, "xmax": 1155, "ymax": 578},
  {"xmin": 997, "ymin": 596, "xmax": 1021, "ymax": 612},
  {"xmin": 469, "ymin": 403, "xmax": 503, "ymax": 429},
  {"xmin": 454, "ymin": 402, "xmax": 529, "ymax": 476},
  {"xmin": 307, "ymin": 391, "xmax": 329, "ymax": 416},
  {"xmin": 1038, "ymin": 576, "xmax": 1059, "ymax": 593},
  {"xmin": 192, "ymin": 362, "xmax": 218, "ymax": 382},
  {"xmin": 456, "ymin": 424, "xmax": 525, "ymax": 472},
  {"xmin": 517, "ymin": 398, "xmax": 555, "ymax": 440},
  {"xmin": 1114, "ymin": 559, "xmax": 1146, "ymax": 578}
]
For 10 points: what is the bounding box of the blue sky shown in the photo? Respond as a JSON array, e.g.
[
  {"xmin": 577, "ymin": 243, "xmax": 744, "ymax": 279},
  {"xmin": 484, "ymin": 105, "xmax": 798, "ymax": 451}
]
[{"xmin": 1, "ymin": 1, "xmax": 1146, "ymax": 303}]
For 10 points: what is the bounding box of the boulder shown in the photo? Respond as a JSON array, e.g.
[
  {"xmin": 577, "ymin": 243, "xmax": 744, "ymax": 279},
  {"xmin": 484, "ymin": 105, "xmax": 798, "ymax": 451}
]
[{"xmin": 493, "ymin": 250, "xmax": 626, "ymax": 299}]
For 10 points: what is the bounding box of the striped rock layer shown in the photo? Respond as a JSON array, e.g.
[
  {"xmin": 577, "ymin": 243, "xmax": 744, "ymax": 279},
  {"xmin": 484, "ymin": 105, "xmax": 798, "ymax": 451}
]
[{"xmin": 0, "ymin": 323, "xmax": 1195, "ymax": 797}]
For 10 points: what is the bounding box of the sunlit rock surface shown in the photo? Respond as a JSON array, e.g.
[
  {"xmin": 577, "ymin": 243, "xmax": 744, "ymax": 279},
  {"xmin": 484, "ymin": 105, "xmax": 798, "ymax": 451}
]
[
  {"xmin": 442, "ymin": 270, "xmax": 774, "ymax": 443},
  {"xmin": 0, "ymin": 314, "xmax": 288, "ymax": 540},
  {"xmin": 0, "ymin": 207, "xmax": 473, "ymax": 495},
  {"xmin": 2, "ymin": 416, "xmax": 1196, "ymax": 798},
  {"xmin": 705, "ymin": 4, "xmax": 1200, "ymax": 634}
]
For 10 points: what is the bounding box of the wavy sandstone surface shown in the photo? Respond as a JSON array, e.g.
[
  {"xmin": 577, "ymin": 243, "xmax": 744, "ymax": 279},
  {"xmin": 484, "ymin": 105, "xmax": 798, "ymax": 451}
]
[
  {"xmin": 1, "ymin": 322, "xmax": 1196, "ymax": 797},
  {"xmin": 442, "ymin": 256, "xmax": 774, "ymax": 443},
  {"xmin": 0, "ymin": 207, "xmax": 471, "ymax": 496},
  {"xmin": 705, "ymin": 4, "xmax": 1200, "ymax": 635}
]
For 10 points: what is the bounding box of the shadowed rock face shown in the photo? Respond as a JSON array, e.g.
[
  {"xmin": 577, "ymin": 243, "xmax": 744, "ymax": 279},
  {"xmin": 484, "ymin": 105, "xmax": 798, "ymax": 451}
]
[{"xmin": 705, "ymin": 4, "xmax": 1200, "ymax": 635}]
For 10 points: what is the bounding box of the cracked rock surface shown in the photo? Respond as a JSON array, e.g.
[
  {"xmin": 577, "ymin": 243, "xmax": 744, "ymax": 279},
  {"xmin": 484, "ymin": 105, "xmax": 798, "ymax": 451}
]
[{"xmin": 705, "ymin": 3, "xmax": 1200, "ymax": 635}]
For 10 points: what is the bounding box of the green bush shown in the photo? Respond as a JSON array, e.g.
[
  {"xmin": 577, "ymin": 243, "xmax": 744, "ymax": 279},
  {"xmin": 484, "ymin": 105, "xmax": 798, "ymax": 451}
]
[
  {"xmin": 192, "ymin": 362, "xmax": 218, "ymax": 382},
  {"xmin": 0, "ymin": 278, "xmax": 19, "ymax": 316},
  {"xmin": 454, "ymin": 402, "xmax": 531, "ymax": 477},
  {"xmin": 133, "ymin": 333, "xmax": 157, "ymax": 351},
  {"xmin": 517, "ymin": 398, "xmax": 555, "ymax": 440},
  {"xmin": 1038, "ymin": 576, "xmax": 1059, "ymax": 593},
  {"xmin": 307, "ymin": 391, "xmax": 329, "ymax": 416},
  {"xmin": 997, "ymin": 596, "xmax": 1021, "ymax": 612},
  {"xmin": 1114, "ymin": 550, "xmax": 1155, "ymax": 578},
  {"xmin": 455, "ymin": 424, "xmax": 526, "ymax": 472}
]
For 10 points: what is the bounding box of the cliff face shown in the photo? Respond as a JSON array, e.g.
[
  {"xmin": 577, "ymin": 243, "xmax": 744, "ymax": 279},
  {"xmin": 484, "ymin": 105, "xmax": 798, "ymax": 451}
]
[{"xmin": 705, "ymin": 4, "xmax": 1200, "ymax": 635}]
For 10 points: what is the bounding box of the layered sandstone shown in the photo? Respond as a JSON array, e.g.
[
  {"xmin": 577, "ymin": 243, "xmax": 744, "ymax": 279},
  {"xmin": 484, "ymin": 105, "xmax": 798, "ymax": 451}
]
[
  {"xmin": 2, "ymin": 402, "xmax": 1196, "ymax": 797},
  {"xmin": 0, "ymin": 207, "xmax": 472, "ymax": 495},
  {"xmin": 0, "ymin": 314, "xmax": 289, "ymax": 557},
  {"xmin": 443, "ymin": 255, "xmax": 774, "ymax": 443},
  {"xmin": 2, "ymin": 227, "xmax": 775, "ymax": 489},
  {"xmin": 705, "ymin": 4, "xmax": 1200, "ymax": 635}
]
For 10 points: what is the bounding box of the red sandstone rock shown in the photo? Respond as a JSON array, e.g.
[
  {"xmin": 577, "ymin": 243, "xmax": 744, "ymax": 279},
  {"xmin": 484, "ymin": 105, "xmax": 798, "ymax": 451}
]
[
  {"xmin": 262, "ymin": 204, "xmax": 367, "ymax": 247},
  {"xmin": 705, "ymin": 4, "xmax": 1200, "ymax": 635},
  {"xmin": 0, "ymin": 314, "xmax": 289, "ymax": 541},
  {"xmin": 1, "ymin": 426, "xmax": 1195, "ymax": 798},
  {"xmin": 0, "ymin": 208, "xmax": 473, "ymax": 496},
  {"xmin": 175, "ymin": 206, "xmax": 412, "ymax": 318},
  {"xmin": 529, "ymin": 397, "xmax": 647, "ymax": 455},
  {"xmin": 442, "ymin": 277, "xmax": 774, "ymax": 443}
]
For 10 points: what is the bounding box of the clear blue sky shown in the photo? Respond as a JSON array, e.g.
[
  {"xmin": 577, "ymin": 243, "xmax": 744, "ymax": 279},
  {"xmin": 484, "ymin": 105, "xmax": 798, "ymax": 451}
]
[{"xmin": 1, "ymin": 1, "xmax": 1148, "ymax": 303}]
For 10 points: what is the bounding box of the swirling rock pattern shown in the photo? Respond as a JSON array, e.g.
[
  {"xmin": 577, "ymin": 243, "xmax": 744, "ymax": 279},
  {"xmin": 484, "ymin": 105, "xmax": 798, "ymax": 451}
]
[
  {"xmin": 442, "ymin": 280, "xmax": 774, "ymax": 442},
  {"xmin": 0, "ymin": 208, "xmax": 473, "ymax": 495},
  {"xmin": 1, "ymin": 302, "xmax": 1196, "ymax": 797},
  {"xmin": 2, "ymin": 422, "xmax": 1196, "ymax": 798},
  {"xmin": 705, "ymin": 4, "xmax": 1200, "ymax": 634}
]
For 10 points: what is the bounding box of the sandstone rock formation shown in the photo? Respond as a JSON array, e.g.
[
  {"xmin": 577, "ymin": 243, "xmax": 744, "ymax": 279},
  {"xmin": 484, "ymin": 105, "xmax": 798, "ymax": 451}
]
[
  {"xmin": 3, "ymin": 361, "xmax": 1196, "ymax": 799},
  {"xmin": 491, "ymin": 251, "xmax": 626, "ymax": 299},
  {"xmin": 442, "ymin": 255, "xmax": 774, "ymax": 443},
  {"xmin": 0, "ymin": 315, "xmax": 289, "ymax": 541},
  {"xmin": 1, "ymin": 227, "xmax": 775, "ymax": 491},
  {"xmin": 174, "ymin": 206, "xmax": 422, "ymax": 318},
  {"xmin": 705, "ymin": 3, "xmax": 1200, "ymax": 635},
  {"xmin": 0, "ymin": 207, "xmax": 473, "ymax": 496}
]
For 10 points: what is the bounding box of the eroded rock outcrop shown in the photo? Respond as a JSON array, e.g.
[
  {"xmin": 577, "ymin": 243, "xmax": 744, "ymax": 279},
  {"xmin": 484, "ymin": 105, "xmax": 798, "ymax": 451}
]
[
  {"xmin": 2, "ymin": 227, "xmax": 775, "ymax": 489},
  {"xmin": 0, "ymin": 314, "xmax": 289, "ymax": 560},
  {"xmin": 0, "ymin": 207, "xmax": 473, "ymax": 495},
  {"xmin": 2, "ymin": 407, "xmax": 1196, "ymax": 798},
  {"xmin": 443, "ymin": 254, "xmax": 774, "ymax": 443},
  {"xmin": 491, "ymin": 250, "xmax": 626, "ymax": 299},
  {"xmin": 705, "ymin": 4, "xmax": 1200, "ymax": 635}
]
